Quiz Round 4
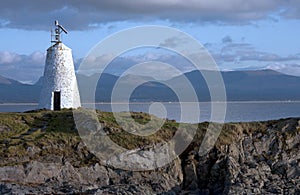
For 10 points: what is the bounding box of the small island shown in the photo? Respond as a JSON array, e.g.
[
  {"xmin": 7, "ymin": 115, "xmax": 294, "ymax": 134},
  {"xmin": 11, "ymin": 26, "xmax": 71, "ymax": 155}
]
[{"xmin": 0, "ymin": 109, "xmax": 299, "ymax": 194}]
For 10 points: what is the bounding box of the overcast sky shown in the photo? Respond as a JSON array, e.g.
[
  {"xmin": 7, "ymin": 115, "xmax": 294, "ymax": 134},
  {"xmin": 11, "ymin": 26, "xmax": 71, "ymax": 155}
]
[{"xmin": 0, "ymin": 0, "xmax": 300, "ymax": 83}]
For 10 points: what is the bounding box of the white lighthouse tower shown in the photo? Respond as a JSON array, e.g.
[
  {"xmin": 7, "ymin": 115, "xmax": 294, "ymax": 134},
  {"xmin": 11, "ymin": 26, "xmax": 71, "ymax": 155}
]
[{"xmin": 38, "ymin": 20, "xmax": 81, "ymax": 110}]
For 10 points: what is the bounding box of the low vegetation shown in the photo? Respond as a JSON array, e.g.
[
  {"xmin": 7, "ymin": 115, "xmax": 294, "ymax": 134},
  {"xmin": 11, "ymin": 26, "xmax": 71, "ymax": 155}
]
[{"xmin": 0, "ymin": 108, "xmax": 277, "ymax": 167}]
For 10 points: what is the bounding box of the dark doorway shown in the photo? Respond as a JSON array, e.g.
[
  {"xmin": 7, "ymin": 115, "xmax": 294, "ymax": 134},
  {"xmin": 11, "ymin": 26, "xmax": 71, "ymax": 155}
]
[{"xmin": 53, "ymin": 91, "xmax": 61, "ymax": 111}]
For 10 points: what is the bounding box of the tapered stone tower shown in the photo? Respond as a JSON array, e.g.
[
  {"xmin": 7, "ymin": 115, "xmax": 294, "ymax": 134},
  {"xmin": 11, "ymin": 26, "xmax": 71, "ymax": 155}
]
[{"xmin": 38, "ymin": 21, "xmax": 81, "ymax": 110}]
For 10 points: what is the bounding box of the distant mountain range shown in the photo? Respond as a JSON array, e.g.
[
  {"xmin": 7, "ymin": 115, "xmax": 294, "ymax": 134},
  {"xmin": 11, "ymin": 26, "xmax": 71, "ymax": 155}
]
[
  {"xmin": 0, "ymin": 75, "xmax": 41, "ymax": 103},
  {"xmin": 1, "ymin": 69, "xmax": 300, "ymax": 103}
]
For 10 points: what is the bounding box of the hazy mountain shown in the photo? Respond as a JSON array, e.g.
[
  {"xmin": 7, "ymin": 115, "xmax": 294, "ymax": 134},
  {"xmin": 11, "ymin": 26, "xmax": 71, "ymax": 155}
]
[
  {"xmin": 94, "ymin": 69, "xmax": 300, "ymax": 102},
  {"xmin": 173, "ymin": 69, "xmax": 300, "ymax": 101},
  {"xmin": 0, "ymin": 76, "xmax": 41, "ymax": 103},
  {"xmin": 221, "ymin": 70, "xmax": 300, "ymax": 101},
  {"xmin": 0, "ymin": 69, "xmax": 299, "ymax": 103},
  {"xmin": 0, "ymin": 75, "xmax": 21, "ymax": 85}
]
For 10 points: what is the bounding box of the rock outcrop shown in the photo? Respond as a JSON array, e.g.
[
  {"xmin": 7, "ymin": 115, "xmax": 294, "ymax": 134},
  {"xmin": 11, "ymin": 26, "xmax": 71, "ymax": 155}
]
[
  {"xmin": 0, "ymin": 111, "xmax": 299, "ymax": 194},
  {"xmin": 181, "ymin": 118, "xmax": 300, "ymax": 194}
]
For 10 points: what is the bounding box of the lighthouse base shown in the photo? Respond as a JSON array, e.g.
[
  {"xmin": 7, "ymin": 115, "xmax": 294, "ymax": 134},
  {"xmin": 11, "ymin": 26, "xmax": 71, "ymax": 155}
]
[{"xmin": 38, "ymin": 42, "xmax": 81, "ymax": 110}]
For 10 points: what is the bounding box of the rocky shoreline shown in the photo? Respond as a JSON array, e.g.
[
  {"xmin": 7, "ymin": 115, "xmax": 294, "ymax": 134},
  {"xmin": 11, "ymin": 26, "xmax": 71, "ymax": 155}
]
[{"xmin": 0, "ymin": 110, "xmax": 299, "ymax": 194}]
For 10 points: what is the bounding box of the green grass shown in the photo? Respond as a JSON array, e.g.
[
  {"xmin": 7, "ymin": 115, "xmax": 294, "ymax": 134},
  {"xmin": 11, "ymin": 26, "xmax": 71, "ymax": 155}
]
[{"xmin": 0, "ymin": 108, "xmax": 290, "ymax": 167}]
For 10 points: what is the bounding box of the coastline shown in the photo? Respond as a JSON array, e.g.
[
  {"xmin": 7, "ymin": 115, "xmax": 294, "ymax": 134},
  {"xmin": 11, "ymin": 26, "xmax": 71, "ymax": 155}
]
[
  {"xmin": 0, "ymin": 110, "xmax": 299, "ymax": 194},
  {"xmin": 1, "ymin": 100, "xmax": 300, "ymax": 105},
  {"xmin": 1, "ymin": 101, "xmax": 300, "ymax": 123}
]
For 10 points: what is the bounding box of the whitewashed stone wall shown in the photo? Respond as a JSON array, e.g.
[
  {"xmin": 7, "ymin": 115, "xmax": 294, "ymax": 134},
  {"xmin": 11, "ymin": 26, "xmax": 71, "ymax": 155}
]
[{"xmin": 38, "ymin": 43, "xmax": 81, "ymax": 110}]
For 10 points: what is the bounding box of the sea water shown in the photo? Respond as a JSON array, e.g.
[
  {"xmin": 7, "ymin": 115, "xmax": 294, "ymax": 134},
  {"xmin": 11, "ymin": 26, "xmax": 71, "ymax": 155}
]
[{"xmin": 1, "ymin": 101, "xmax": 300, "ymax": 123}]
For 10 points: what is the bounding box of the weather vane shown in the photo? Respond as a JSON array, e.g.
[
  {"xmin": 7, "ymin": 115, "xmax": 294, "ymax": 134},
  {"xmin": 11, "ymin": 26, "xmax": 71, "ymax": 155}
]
[{"xmin": 51, "ymin": 20, "xmax": 68, "ymax": 43}]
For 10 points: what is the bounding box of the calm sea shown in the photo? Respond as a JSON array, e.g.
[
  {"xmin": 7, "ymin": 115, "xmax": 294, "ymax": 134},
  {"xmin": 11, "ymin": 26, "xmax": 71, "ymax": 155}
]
[{"xmin": 0, "ymin": 101, "xmax": 299, "ymax": 123}]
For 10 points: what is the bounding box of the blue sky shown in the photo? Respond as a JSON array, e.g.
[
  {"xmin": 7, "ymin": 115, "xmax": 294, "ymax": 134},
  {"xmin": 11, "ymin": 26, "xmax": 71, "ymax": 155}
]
[{"xmin": 0, "ymin": 0, "xmax": 300, "ymax": 83}]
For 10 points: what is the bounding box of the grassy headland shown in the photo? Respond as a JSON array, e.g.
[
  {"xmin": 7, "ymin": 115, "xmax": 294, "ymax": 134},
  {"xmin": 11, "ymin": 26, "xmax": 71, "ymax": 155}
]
[{"xmin": 0, "ymin": 108, "xmax": 276, "ymax": 167}]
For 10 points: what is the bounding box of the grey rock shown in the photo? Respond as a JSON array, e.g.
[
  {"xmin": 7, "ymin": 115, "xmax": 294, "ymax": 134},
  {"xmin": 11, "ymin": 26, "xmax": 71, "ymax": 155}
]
[{"xmin": 1, "ymin": 117, "xmax": 300, "ymax": 194}]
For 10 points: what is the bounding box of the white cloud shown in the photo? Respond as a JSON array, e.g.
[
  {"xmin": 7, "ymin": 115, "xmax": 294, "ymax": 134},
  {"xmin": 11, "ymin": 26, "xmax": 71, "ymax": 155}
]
[
  {"xmin": 29, "ymin": 51, "xmax": 45, "ymax": 65},
  {"xmin": 0, "ymin": 51, "xmax": 21, "ymax": 64},
  {"xmin": 123, "ymin": 61, "xmax": 183, "ymax": 80},
  {"xmin": 0, "ymin": 51, "xmax": 45, "ymax": 83},
  {"xmin": 265, "ymin": 63, "xmax": 300, "ymax": 77},
  {"xmin": 210, "ymin": 37, "xmax": 300, "ymax": 66},
  {"xmin": 76, "ymin": 49, "xmax": 197, "ymax": 78},
  {"xmin": 1, "ymin": 38, "xmax": 300, "ymax": 84}
]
